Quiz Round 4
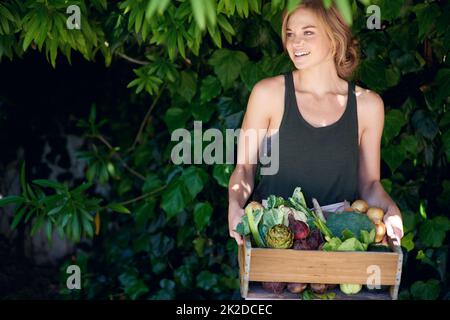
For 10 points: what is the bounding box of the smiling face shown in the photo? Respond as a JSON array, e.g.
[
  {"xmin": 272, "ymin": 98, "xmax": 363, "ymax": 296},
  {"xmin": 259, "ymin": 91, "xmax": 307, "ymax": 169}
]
[{"xmin": 284, "ymin": 7, "xmax": 334, "ymax": 70}]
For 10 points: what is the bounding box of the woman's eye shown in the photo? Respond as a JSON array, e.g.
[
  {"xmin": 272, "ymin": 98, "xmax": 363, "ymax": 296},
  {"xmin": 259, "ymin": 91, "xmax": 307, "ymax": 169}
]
[
  {"xmin": 304, "ymin": 31, "xmax": 314, "ymax": 36},
  {"xmin": 287, "ymin": 32, "xmax": 294, "ymax": 37}
]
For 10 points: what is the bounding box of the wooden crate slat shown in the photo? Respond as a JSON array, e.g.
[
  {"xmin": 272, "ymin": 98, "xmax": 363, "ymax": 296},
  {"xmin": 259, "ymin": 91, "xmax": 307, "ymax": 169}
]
[
  {"xmin": 246, "ymin": 283, "xmax": 392, "ymax": 300},
  {"xmin": 249, "ymin": 248, "xmax": 399, "ymax": 285}
]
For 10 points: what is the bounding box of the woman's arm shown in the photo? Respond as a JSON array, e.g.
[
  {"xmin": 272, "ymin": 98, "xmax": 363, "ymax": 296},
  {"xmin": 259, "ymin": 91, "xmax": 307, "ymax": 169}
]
[
  {"xmin": 228, "ymin": 78, "xmax": 278, "ymax": 245},
  {"xmin": 357, "ymin": 90, "xmax": 404, "ymax": 245}
]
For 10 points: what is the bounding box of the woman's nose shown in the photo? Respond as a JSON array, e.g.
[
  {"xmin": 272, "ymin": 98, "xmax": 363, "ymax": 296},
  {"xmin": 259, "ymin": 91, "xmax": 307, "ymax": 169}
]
[{"xmin": 294, "ymin": 38, "xmax": 305, "ymax": 46}]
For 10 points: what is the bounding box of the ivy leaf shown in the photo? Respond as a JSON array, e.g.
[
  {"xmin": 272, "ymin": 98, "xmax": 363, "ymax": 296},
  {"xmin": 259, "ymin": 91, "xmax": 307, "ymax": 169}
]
[
  {"xmin": 399, "ymin": 135, "xmax": 418, "ymax": 156},
  {"xmin": 151, "ymin": 279, "xmax": 176, "ymax": 300},
  {"xmin": 163, "ymin": 107, "xmax": 191, "ymax": 133},
  {"xmin": 180, "ymin": 167, "xmax": 206, "ymax": 200},
  {"xmin": 119, "ymin": 269, "xmax": 149, "ymax": 300},
  {"xmin": 196, "ymin": 271, "xmax": 218, "ymax": 290},
  {"xmin": 382, "ymin": 144, "xmax": 407, "ymax": 174},
  {"xmin": 178, "ymin": 71, "xmax": 197, "ymax": 103},
  {"xmin": 401, "ymin": 232, "xmax": 415, "ymax": 252},
  {"xmin": 193, "ymin": 202, "xmax": 213, "ymax": 232},
  {"xmin": 200, "ymin": 75, "xmax": 221, "ymax": 104},
  {"xmin": 213, "ymin": 164, "xmax": 234, "ymax": 188},
  {"xmin": 382, "ymin": 109, "xmax": 407, "ymax": 145},
  {"xmin": 193, "ymin": 236, "xmax": 207, "ymax": 257},
  {"xmin": 208, "ymin": 49, "xmax": 249, "ymax": 90},
  {"xmin": 419, "ymin": 216, "xmax": 450, "ymax": 248},
  {"xmin": 435, "ymin": 69, "xmax": 450, "ymax": 104},
  {"xmin": 174, "ymin": 265, "xmax": 193, "ymax": 288},
  {"xmin": 410, "ymin": 279, "xmax": 440, "ymax": 300},
  {"xmin": 414, "ymin": 3, "xmax": 440, "ymax": 41},
  {"xmin": 411, "ymin": 110, "xmax": 439, "ymax": 140},
  {"xmin": 377, "ymin": 0, "xmax": 404, "ymax": 21},
  {"xmin": 160, "ymin": 179, "xmax": 190, "ymax": 219},
  {"xmin": 359, "ymin": 58, "xmax": 388, "ymax": 92}
]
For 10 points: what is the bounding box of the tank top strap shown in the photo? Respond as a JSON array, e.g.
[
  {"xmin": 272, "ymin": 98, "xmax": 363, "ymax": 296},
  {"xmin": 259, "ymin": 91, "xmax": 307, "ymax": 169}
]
[{"xmin": 283, "ymin": 71, "xmax": 296, "ymax": 118}]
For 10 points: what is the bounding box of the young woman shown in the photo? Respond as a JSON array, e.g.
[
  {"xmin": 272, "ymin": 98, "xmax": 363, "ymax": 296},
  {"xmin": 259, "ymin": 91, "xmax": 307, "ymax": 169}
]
[{"xmin": 228, "ymin": 0, "xmax": 404, "ymax": 246}]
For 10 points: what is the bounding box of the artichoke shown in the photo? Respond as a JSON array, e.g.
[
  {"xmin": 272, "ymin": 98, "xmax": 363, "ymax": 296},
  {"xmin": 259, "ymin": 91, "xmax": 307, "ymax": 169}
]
[{"xmin": 266, "ymin": 224, "xmax": 294, "ymax": 249}]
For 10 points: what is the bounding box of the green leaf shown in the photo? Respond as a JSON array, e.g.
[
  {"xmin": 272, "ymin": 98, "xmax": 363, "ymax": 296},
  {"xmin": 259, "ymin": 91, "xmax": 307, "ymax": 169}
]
[
  {"xmin": 119, "ymin": 269, "xmax": 149, "ymax": 300},
  {"xmin": 163, "ymin": 107, "xmax": 191, "ymax": 132},
  {"xmin": 399, "ymin": 135, "xmax": 418, "ymax": 156},
  {"xmin": 401, "ymin": 232, "xmax": 415, "ymax": 252},
  {"xmin": 419, "ymin": 216, "xmax": 450, "ymax": 248},
  {"xmin": 411, "ymin": 110, "xmax": 439, "ymax": 140},
  {"xmin": 174, "ymin": 265, "xmax": 193, "ymax": 288},
  {"xmin": 142, "ymin": 174, "xmax": 163, "ymax": 193},
  {"xmin": 32, "ymin": 179, "xmax": 65, "ymax": 190},
  {"xmin": 435, "ymin": 69, "xmax": 450, "ymax": 104},
  {"xmin": 213, "ymin": 164, "xmax": 233, "ymax": 188},
  {"xmin": 380, "ymin": 178, "xmax": 392, "ymax": 194},
  {"xmin": 180, "ymin": 167, "xmax": 206, "ymax": 200},
  {"xmin": 414, "ymin": 3, "xmax": 440, "ymax": 41},
  {"xmin": 208, "ymin": 49, "xmax": 249, "ymax": 90},
  {"xmin": 334, "ymin": 0, "xmax": 352, "ymax": 26},
  {"xmin": 11, "ymin": 206, "xmax": 27, "ymax": 230},
  {"xmin": 193, "ymin": 202, "xmax": 213, "ymax": 231},
  {"xmin": 161, "ymin": 179, "xmax": 190, "ymax": 219},
  {"xmin": 200, "ymin": 75, "xmax": 221, "ymax": 104},
  {"xmin": 410, "ymin": 279, "xmax": 440, "ymax": 300},
  {"xmin": 377, "ymin": 0, "xmax": 404, "ymax": 21},
  {"xmin": 178, "ymin": 71, "xmax": 197, "ymax": 103},
  {"xmin": 337, "ymin": 238, "xmax": 365, "ymax": 251},
  {"xmin": 146, "ymin": 0, "xmax": 170, "ymax": 20},
  {"xmin": 190, "ymin": 0, "xmax": 206, "ymax": 30},
  {"xmin": 0, "ymin": 195, "xmax": 24, "ymax": 207},
  {"xmin": 107, "ymin": 203, "xmax": 131, "ymax": 214},
  {"xmin": 382, "ymin": 109, "xmax": 407, "ymax": 145},
  {"xmin": 135, "ymin": 200, "xmax": 156, "ymax": 226},
  {"xmin": 196, "ymin": 271, "xmax": 218, "ymax": 290},
  {"xmin": 217, "ymin": 14, "xmax": 235, "ymax": 35},
  {"xmin": 382, "ymin": 144, "xmax": 407, "ymax": 174},
  {"xmin": 359, "ymin": 58, "xmax": 389, "ymax": 92},
  {"xmin": 193, "ymin": 236, "xmax": 207, "ymax": 257}
]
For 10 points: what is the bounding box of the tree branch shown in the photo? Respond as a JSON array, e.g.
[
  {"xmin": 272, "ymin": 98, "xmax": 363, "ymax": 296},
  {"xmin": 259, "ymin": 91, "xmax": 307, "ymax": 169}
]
[
  {"xmin": 127, "ymin": 83, "xmax": 166, "ymax": 153},
  {"xmin": 115, "ymin": 52, "xmax": 149, "ymax": 65},
  {"xmin": 94, "ymin": 134, "xmax": 146, "ymax": 181},
  {"xmin": 118, "ymin": 185, "xmax": 167, "ymax": 206}
]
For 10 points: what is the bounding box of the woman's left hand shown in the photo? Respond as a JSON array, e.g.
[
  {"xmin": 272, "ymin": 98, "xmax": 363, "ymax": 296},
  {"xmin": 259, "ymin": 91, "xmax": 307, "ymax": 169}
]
[{"xmin": 383, "ymin": 205, "xmax": 404, "ymax": 246}]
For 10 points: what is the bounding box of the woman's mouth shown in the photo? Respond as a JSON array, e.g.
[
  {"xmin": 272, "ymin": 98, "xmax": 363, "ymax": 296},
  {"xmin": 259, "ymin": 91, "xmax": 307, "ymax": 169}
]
[{"xmin": 294, "ymin": 51, "xmax": 311, "ymax": 57}]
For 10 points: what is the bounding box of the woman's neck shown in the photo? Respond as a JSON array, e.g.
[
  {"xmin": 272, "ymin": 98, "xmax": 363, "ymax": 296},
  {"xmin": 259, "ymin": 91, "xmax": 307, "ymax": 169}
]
[{"xmin": 293, "ymin": 60, "xmax": 346, "ymax": 97}]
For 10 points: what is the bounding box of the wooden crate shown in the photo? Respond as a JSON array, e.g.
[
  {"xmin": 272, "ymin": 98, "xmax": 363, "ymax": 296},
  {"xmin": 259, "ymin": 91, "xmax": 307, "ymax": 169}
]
[{"xmin": 238, "ymin": 236, "xmax": 403, "ymax": 300}]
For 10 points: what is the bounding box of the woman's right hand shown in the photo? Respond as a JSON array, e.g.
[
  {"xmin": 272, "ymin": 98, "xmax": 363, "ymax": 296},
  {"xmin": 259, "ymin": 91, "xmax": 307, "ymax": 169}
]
[{"xmin": 228, "ymin": 202, "xmax": 245, "ymax": 246}]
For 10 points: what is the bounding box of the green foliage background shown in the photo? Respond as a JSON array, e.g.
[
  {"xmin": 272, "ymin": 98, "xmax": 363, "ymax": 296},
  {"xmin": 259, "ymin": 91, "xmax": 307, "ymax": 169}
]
[{"xmin": 0, "ymin": 0, "xmax": 449, "ymax": 300}]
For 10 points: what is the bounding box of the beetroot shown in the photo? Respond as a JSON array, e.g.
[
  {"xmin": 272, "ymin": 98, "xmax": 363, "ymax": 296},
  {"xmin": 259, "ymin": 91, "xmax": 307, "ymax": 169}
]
[
  {"xmin": 288, "ymin": 213, "xmax": 310, "ymax": 240},
  {"xmin": 262, "ymin": 282, "xmax": 286, "ymax": 294},
  {"xmin": 305, "ymin": 229, "xmax": 324, "ymax": 250},
  {"xmin": 293, "ymin": 239, "xmax": 312, "ymax": 250}
]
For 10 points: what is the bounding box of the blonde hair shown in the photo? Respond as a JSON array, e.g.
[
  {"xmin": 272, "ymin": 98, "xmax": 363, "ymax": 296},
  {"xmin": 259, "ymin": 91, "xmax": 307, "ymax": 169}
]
[{"xmin": 281, "ymin": 0, "xmax": 359, "ymax": 78}]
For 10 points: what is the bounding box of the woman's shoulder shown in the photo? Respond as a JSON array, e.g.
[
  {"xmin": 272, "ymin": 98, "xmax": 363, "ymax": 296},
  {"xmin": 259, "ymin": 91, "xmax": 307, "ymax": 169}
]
[
  {"xmin": 354, "ymin": 84, "xmax": 384, "ymax": 108},
  {"xmin": 354, "ymin": 84, "xmax": 385, "ymax": 131},
  {"xmin": 251, "ymin": 74, "xmax": 285, "ymax": 95},
  {"xmin": 246, "ymin": 74, "xmax": 285, "ymax": 116}
]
